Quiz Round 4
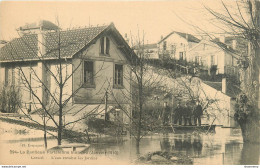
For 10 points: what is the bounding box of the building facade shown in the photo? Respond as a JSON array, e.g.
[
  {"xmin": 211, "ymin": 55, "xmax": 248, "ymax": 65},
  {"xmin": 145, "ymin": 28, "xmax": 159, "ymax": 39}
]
[
  {"xmin": 157, "ymin": 31, "xmax": 200, "ymax": 60},
  {"xmin": 188, "ymin": 37, "xmax": 243, "ymax": 75},
  {"xmin": 0, "ymin": 20, "xmax": 137, "ymax": 124}
]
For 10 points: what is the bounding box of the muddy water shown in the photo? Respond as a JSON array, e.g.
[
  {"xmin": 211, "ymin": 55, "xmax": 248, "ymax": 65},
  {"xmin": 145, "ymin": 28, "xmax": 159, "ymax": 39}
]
[
  {"xmin": 0, "ymin": 120, "xmax": 259, "ymax": 165},
  {"xmin": 83, "ymin": 127, "xmax": 260, "ymax": 165}
]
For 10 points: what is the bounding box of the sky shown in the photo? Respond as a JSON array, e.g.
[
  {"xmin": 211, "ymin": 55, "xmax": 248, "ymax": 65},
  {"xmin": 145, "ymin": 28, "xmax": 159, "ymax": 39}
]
[{"xmin": 0, "ymin": 0, "xmax": 244, "ymax": 44}]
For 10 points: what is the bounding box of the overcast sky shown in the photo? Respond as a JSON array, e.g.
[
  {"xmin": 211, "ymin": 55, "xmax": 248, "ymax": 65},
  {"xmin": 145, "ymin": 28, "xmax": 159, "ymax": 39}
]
[{"xmin": 0, "ymin": 0, "xmax": 243, "ymax": 44}]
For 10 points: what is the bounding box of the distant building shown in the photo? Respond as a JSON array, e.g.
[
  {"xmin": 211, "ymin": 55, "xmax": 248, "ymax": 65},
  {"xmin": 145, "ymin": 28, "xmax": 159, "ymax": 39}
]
[
  {"xmin": 157, "ymin": 31, "xmax": 200, "ymax": 60},
  {"xmin": 188, "ymin": 36, "xmax": 246, "ymax": 75},
  {"xmin": 133, "ymin": 43, "xmax": 158, "ymax": 59}
]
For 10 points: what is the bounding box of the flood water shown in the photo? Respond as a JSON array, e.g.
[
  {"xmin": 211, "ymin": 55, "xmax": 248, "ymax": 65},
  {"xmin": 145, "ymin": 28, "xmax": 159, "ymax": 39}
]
[
  {"xmin": 1, "ymin": 120, "xmax": 259, "ymax": 165},
  {"xmin": 83, "ymin": 127, "xmax": 260, "ymax": 165}
]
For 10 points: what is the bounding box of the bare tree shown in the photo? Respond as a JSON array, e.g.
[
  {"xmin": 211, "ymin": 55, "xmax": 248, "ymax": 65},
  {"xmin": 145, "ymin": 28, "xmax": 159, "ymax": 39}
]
[
  {"xmin": 102, "ymin": 31, "xmax": 168, "ymax": 152},
  {"xmin": 1, "ymin": 23, "xmax": 108, "ymax": 147},
  {"xmin": 204, "ymin": 0, "xmax": 260, "ymax": 143}
]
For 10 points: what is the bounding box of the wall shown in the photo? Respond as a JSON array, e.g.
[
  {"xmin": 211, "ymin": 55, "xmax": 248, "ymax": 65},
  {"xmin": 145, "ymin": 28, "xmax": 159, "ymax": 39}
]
[
  {"xmin": 158, "ymin": 33, "xmax": 190, "ymax": 60},
  {"xmin": 0, "ymin": 62, "xmax": 41, "ymax": 112},
  {"xmin": 158, "ymin": 33, "xmax": 199, "ymax": 61},
  {"xmin": 0, "ymin": 60, "xmax": 73, "ymax": 113},
  {"xmin": 72, "ymin": 34, "xmax": 132, "ymax": 123},
  {"xmin": 187, "ymin": 77, "xmax": 236, "ymax": 127},
  {"xmin": 145, "ymin": 48, "xmax": 159, "ymax": 59},
  {"xmin": 199, "ymin": 80, "xmax": 231, "ymax": 127},
  {"xmin": 47, "ymin": 61, "xmax": 73, "ymax": 106},
  {"xmin": 189, "ymin": 41, "xmax": 226, "ymax": 74},
  {"xmin": 0, "ymin": 65, "xmax": 4, "ymax": 85}
]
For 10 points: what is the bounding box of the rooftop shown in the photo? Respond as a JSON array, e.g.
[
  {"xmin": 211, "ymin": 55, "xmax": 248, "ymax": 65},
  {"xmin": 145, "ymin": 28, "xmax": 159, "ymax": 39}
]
[
  {"xmin": 18, "ymin": 20, "xmax": 60, "ymax": 31},
  {"xmin": 158, "ymin": 31, "xmax": 200, "ymax": 44},
  {"xmin": 133, "ymin": 43, "xmax": 157, "ymax": 50},
  {"xmin": 0, "ymin": 21, "xmax": 138, "ymax": 63},
  {"xmin": 204, "ymin": 80, "xmax": 241, "ymax": 98}
]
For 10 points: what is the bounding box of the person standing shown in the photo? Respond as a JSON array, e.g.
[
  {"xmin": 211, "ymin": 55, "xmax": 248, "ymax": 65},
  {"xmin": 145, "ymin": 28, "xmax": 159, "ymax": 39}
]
[
  {"xmin": 194, "ymin": 101, "xmax": 203, "ymax": 126},
  {"xmin": 183, "ymin": 102, "xmax": 192, "ymax": 126},
  {"xmin": 163, "ymin": 102, "xmax": 170, "ymax": 126},
  {"xmin": 174, "ymin": 103, "xmax": 183, "ymax": 125}
]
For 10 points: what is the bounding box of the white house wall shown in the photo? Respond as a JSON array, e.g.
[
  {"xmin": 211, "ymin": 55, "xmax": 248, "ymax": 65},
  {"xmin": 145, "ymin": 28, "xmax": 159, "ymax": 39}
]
[
  {"xmin": 159, "ymin": 33, "xmax": 198, "ymax": 60},
  {"xmin": 159, "ymin": 33, "xmax": 188, "ymax": 59},
  {"xmin": 0, "ymin": 66, "xmax": 4, "ymax": 85},
  {"xmin": 199, "ymin": 81, "xmax": 231, "ymax": 126},
  {"xmin": 72, "ymin": 34, "xmax": 131, "ymax": 104},
  {"xmin": 189, "ymin": 41, "xmax": 226, "ymax": 74},
  {"xmin": 0, "ymin": 61, "xmax": 73, "ymax": 113},
  {"xmin": 49, "ymin": 61, "xmax": 73, "ymax": 106}
]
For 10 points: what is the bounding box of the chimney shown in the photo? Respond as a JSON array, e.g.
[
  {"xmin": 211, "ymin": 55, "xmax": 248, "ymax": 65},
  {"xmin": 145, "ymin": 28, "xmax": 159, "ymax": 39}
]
[
  {"xmin": 222, "ymin": 77, "xmax": 227, "ymax": 94},
  {"xmin": 219, "ymin": 35, "xmax": 225, "ymax": 43},
  {"xmin": 38, "ymin": 30, "xmax": 46, "ymax": 57},
  {"xmin": 124, "ymin": 33, "xmax": 129, "ymax": 44},
  {"xmin": 161, "ymin": 35, "xmax": 163, "ymax": 40},
  {"xmin": 232, "ymin": 39, "xmax": 237, "ymax": 49}
]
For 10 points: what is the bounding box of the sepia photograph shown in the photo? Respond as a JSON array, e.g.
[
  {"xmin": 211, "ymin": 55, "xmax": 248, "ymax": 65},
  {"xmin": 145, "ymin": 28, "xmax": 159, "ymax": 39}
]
[{"xmin": 0, "ymin": 0, "xmax": 259, "ymax": 166}]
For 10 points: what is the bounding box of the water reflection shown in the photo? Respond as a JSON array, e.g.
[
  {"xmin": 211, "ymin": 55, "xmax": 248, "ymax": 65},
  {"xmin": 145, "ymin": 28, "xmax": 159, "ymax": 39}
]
[
  {"xmin": 240, "ymin": 142, "xmax": 260, "ymax": 165},
  {"xmin": 1, "ymin": 120, "xmax": 259, "ymax": 165},
  {"xmin": 87, "ymin": 127, "xmax": 259, "ymax": 164},
  {"xmin": 160, "ymin": 134, "xmax": 203, "ymax": 157},
  {"xmin": 57, "ymin": 127, "xmax": 259, "ymax": 165}
]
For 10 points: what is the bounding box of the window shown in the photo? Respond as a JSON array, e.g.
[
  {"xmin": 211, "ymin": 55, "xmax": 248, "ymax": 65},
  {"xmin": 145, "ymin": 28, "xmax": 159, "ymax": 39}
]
[
  {"xmin": 211, "ymin": 55, "xmax": 215, "ymax": 65},
  {"xmin": 171, "ymin": 45, "xmax": 175, "ymax": 54},
  {"xmin": 84, "ymin": 61, "xmax": 94, "ymax": 86},
  {"xmin": 195, "ymin": 56, "xmax": 199, "ymax": 64},
  {"xmin": 114, "ymin": 64, "xmax": 123, "ymax": 88},
  {"xmin": 179, "ymin": 52, "xmax": 184, "ymax": 60},
  {"xmin": 195, "ymin": 56, "xmax": 202, "ymax": 65},
  {"xmin": 163, "ymin": 41, "xmax": 167, "ymax": 50},
  {"xmin": 11, "ymin": 68, "xmax": 15, "ymax": 84},
  {"xmin": 5, "ymin": 66, "xmax": 15, "ymax": 86},
  {"xmin": 100, "ymin": 37, "xmax": 110, "ymax": 55},
  {"xmin": 5, "ymin": 67, "xmax": 8, "ymax": 86}
]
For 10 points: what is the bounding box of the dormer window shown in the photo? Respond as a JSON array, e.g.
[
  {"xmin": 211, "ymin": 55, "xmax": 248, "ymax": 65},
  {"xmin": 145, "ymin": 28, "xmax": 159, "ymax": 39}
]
[{"xmin": 100, "ymin": 36, "xmax": 110, "ymax": 55}]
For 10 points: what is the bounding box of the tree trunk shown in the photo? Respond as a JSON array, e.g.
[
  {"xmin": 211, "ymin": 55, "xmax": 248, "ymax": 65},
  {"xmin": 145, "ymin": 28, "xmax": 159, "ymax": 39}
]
[
  {"xmin": 43, "ymin": 114, "xmax": 47, "ymax": 149},
  {"xmin": 57, "ymin": 29, "xmax": 63, "ymax": 146},
  {"xmin": 136, "ymin": 140, "xmax": 140, "ymax": 155},
  {"xmin": 240, "ymin": 142, "xmax": 260, "ymax": 164},
  {"xmin": 57, "ymin": 87, "xmax": 63, "ymax": 145},
  {"xmin": 240, "ymin": 0, "xmax": 260, "ymax": 144},
  {"xmin": 239, "ymin": 116, "xmax": 260, "ymax": 143},
  {"xmin": 241, "ymin": 44, "xmax": 260, "ymax": 144}
]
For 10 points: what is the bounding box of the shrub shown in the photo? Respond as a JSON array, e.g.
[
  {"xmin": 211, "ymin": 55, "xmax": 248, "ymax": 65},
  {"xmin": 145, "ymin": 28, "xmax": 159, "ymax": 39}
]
[
  {"xmin": 0, "ymin": 85, "xmax": 21, "ymax": 113},
  {"xmin": 86, "ymin": 118, "xmax": 123, "ymax": 135}
]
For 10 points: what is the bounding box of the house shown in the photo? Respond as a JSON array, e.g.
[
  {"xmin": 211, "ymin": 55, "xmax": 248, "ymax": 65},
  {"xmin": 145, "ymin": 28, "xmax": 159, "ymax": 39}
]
[
  {"xmin": 188, "ymin": 36, "xmax": 246, "ymax": 75},
  {"xmin": 157, "ymin": 31, "xmax": 200, "ymax": 60},
  {"xmin": 133, "ymin": 43, "xmax": 159, "ymax": 59},
  {"xmin": 0, "ymin": 20, "xmax": 137, "ymax": 124}
]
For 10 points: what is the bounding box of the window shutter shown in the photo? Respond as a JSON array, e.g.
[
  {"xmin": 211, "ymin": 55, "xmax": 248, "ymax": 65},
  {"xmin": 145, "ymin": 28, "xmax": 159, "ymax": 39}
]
[
  {"xmin": 100, "ymin": 37, "xmax": 104, "ymax": 54},
  {"xmin": 106, "ymin": 37, "xmax": 110, "ymax": 54}
]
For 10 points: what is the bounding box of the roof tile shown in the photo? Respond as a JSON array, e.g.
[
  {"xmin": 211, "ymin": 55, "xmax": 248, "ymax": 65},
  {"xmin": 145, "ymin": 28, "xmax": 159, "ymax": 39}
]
[{"xmin": 0, "ymin": 25, "xmax": 108, "ymax": 61}]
